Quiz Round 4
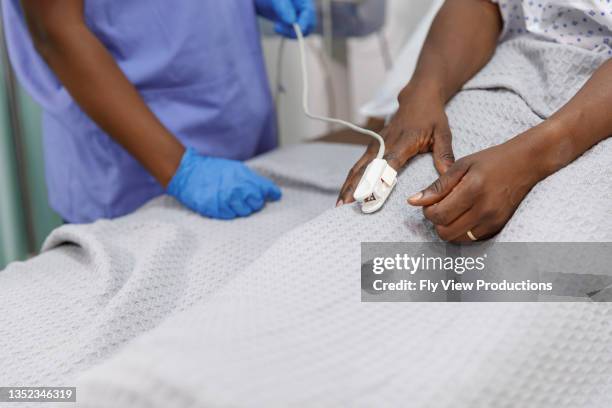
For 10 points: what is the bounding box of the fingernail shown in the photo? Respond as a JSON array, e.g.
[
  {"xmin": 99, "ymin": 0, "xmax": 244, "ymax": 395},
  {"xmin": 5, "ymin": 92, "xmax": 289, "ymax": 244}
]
[
  {"xmin": 336, "ymin": 200, "xmax": 344, "ymax": 207},
  {"xmin": 408, "ymin": 192, "xmax": 423, "ymax": 203}
]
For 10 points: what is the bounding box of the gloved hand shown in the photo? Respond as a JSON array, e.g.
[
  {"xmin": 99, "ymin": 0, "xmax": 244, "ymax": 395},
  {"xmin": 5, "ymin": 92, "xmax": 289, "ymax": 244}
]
[
  {"xmin": 255, "ymin": 0, "xmax": 317, "ymax": 38},
  {"xmin": 167, "ymin": 148, "xmax": 281, "ymax": 220}
]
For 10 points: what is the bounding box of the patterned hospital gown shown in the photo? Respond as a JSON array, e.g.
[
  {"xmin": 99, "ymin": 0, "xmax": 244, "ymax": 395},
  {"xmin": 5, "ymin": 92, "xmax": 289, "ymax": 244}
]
[{"xmin": 492, "ymin": 0, "xmax": 612, "ymax": 55}]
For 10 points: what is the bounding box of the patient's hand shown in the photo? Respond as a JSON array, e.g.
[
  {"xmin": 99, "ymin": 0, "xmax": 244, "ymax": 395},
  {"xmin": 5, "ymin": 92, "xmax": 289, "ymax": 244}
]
[
  {"xmin": 408, "ymin": 138, "xmax": 543, "ymax": 242},
  {"xmin": 337, "ymin": 86, "xmax": 455, "ymax": 206}
]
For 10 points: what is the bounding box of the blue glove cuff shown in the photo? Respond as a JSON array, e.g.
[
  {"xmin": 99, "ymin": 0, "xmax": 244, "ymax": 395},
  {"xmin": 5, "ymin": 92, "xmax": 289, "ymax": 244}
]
[{"xmin": 167, "ymin": 147, "xmax": 200, "ymax": 197}]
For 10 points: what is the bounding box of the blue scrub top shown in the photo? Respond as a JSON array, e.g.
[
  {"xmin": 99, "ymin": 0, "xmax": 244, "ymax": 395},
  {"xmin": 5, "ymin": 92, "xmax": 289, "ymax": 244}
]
[{"xmin": 3, "ymin": 0, "xmax": 277, "ymax": 223}]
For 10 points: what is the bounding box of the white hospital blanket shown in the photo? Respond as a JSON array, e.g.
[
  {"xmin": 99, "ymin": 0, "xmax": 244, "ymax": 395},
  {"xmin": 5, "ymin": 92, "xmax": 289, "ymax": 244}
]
[
  {"xmin": 72, "ymin": 38, "xmax": 612, "ymax": 408},
  {"xmin": 0, "ymin": 143, "xmax": 362, "ymax": 388},
  {"xmin": 0, "ymin": 36, "xmax": 611, "ymax": 407},
  {"xmin": 73, "ymin": 95, "xmax": 612, "ymax": 407}
]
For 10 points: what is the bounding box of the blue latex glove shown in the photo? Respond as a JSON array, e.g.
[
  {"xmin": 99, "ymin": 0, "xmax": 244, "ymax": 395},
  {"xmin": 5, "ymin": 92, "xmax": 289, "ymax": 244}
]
[
  {"xmin": 255, "ymin": 0, "xmax": 317, "ymax": 38},
  {"xmin": 167, "ymin": 148, "xmax": 281, "ymax": 220}
]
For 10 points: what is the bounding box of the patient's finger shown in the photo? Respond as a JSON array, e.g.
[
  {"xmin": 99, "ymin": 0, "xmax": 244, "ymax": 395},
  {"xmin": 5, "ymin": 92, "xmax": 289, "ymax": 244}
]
[
  {"xmin": 338, "ymin": 161, "xmax": 367, "ymax": 205},
  {"xmin": 337, "ymin": 145, "xmax": 378, "ymax": 205},
  {"xmin": 408, "ymin": 160, "xmax": 470, "ymax": 207},
  {"xmin": 440, "ymin": 212, "xmax": 498, "ymax": 243},
  {"xmin": 382, "ymin": 128, "xmax": 423, "ymax": 171},
  {"xmin": 432, "ymin": 125, "xmax": 455, "ymax": 175},
  {"xmin": 434, "ymin": 206, "xmax": 481, "ymax": 242},
  {"xmin": 339, "ymin": 127, "xmax": 423, "ymax": 205},
  {"xmin": 423, "ymin": 185, "xmax": 473, "ymax": 226}
]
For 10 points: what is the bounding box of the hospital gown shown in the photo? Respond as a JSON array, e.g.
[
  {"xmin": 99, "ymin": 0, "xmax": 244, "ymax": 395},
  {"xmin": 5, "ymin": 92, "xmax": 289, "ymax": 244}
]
[{"xmin": 493, "ymin": 0, "xmax": 612, "ymax": 55}]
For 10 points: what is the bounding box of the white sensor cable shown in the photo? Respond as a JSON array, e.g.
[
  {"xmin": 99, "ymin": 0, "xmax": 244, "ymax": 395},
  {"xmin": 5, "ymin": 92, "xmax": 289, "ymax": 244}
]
[
  {"xmin": 293, "ymin": 23, "xmax": 385, "ymax": 160},
  {"xmin": 292, "ymin": 23, "xmax": 397, "ymax": 213}
]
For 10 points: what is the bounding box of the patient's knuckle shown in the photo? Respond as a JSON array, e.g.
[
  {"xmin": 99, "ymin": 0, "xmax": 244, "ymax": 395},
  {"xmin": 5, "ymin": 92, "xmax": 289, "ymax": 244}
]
[
  {"xmin": 480, "ymin": 206, "xmax": 497, "ymax": 221},
  {"xmin": 417, "ymin": 129, "xmax": 434, "ymax": 151},
  {"xmin": 435, "ymin": 225, "xmax": 453, "ymax": 241},
  {"xmin": 463, "ymin": 179, "xmax": 478, "ymax": 195},
  {"xmin": 429, "ymin": 178, "xmax": 444, "ymax": 194},
  {"xmin": 382, "ymin": 150, "xmax": 398, "ymax": 161},
  {"xmin": 468, "ymin": 174, "xmax": 485, "ymax": 191},
  {"xmin": 423, "ymin": 206, "xmax": 436, "ymax": 222},
  {"xmin": 423, "ymin": 205, "xmax": 435, "ymax": 219},
  {"xmin": 424, "ymin": 206, "xmax": 447, "ymax": 225},
  {"xmin": 438, "ymin": 150, "xmax": 455, "ymax": 163}
]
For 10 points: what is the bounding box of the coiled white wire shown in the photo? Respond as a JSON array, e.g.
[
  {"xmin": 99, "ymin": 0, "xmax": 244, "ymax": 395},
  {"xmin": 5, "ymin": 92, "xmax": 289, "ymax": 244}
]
[{"xmin": 293, "ymin": 23, "xmax": 385, "ymax": 159}]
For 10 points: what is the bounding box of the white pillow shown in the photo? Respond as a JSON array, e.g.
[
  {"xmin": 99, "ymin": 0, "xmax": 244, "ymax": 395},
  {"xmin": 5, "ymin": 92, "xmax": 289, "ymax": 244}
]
[{"xmin": 360, "ymin": 0, "xmax": 445, "ymax": 118}]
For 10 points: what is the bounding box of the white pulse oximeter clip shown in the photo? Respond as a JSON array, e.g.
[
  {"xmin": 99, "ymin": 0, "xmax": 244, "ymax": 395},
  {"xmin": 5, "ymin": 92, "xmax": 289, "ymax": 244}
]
[
  {"xmin": 353, "ymin": 158, "xmax": 397, "ymax": 213},
  {"xmin": 293, "ymin": 23, "xmax": 397, "ymax": 214}
]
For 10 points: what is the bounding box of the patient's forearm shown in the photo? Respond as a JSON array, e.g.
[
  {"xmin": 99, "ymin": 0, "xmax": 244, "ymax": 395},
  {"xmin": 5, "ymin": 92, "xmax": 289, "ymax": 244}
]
[
  {"xmin": 400, "ymin": 0, "xmax": 502, "ymax": 104},
  {"xmin": 511, "ymin": 59, "xmax": 612, "ymax": 180}
]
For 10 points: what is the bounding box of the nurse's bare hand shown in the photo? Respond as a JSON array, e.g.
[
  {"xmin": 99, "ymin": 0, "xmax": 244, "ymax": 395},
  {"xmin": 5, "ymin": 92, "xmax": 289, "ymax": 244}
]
[
  {"xmin": 408, "ymin": 137, "xmax": 544, "ymax": 242},
  {"xmin": 337, "ymin": 86, "xmax": 455, "ymax": 206}
]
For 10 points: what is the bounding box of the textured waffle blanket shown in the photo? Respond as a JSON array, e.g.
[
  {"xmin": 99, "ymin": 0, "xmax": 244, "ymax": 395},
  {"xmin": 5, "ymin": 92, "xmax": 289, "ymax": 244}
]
[{"xmin": 1, "ymin": 37, "xmax": 611, "ymax": 407}]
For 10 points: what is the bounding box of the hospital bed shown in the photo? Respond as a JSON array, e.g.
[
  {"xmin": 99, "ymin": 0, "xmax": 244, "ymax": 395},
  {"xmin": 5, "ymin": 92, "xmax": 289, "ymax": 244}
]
[{"xmin": 2, "ymin": 29, "xmax": 612, "ymax": 408}]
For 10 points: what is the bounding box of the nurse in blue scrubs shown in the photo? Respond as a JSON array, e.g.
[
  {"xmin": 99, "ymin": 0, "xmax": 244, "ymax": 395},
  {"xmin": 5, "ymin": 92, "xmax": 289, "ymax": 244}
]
[{"xmin": 3, "ymin": 0, "xmax": 315, "ymax": 223}]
